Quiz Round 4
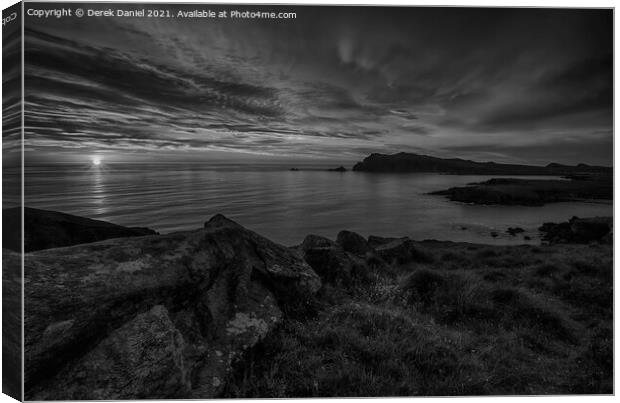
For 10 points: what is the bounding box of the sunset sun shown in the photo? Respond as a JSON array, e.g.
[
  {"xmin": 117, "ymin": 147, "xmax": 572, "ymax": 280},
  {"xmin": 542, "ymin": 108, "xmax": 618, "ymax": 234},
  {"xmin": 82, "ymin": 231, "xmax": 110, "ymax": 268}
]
[{"xmin": 92, "ymin": 157, "xmax": 102, "ymax": 166}]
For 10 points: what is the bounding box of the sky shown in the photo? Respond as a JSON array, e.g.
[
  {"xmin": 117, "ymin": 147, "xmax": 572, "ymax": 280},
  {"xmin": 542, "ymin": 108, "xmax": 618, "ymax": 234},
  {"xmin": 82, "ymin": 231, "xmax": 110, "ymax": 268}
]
[{"xmin": 21, "ymin": 4, "xmax": 613, "ymax": 166}]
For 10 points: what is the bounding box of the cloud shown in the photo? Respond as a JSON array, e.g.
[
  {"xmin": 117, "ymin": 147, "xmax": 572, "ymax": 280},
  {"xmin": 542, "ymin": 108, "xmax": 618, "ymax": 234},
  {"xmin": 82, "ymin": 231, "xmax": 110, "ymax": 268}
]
[{"xmin": 22, "ymin": 6, "xmax": 613, "ymax": 165}]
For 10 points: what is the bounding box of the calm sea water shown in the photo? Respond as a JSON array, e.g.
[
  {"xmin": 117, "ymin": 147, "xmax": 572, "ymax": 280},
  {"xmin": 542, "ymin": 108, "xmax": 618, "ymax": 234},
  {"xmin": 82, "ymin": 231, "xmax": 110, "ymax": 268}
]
[{"xmin": 9, "ymin": 163, "xmax": 612, "ymax": 246}]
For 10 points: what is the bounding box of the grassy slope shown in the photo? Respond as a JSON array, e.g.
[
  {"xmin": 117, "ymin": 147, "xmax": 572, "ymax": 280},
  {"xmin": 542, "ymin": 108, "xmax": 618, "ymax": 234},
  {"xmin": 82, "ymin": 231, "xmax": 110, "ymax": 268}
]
[{"xmin": 223, "ymin": 241, "xmax": 612, "ymax": 397}]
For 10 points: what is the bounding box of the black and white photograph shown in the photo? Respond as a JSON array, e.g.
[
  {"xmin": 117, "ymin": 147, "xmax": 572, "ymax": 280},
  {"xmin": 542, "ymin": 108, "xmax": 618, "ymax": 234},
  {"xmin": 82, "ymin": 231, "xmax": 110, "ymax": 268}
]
[{"xmin": 1, "ymin": 1, "xmax": 614, "ymax": 400}]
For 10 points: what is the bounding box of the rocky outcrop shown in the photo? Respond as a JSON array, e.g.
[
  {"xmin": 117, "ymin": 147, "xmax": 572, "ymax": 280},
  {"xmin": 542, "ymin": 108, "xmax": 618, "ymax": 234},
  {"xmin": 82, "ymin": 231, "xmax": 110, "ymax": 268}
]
[
  {"xmin": 3, "ymin": 207, "xmax": 158, "ymax": 252},
  {"xmin": 429, "ymin": 177, "xmax": 612, "ymax": 206},
  {"xmin": 373, "ymin": 237, "xmax": 434, "ymax": 265},
  {"xmin": 300, "ymin": 234, "xmax": 372, "ymax": 287},
  {"xmin": 540, "ymin": 216, "xmax": 612, "ymax": 244},
  {"xmin": 507, "ymin": 227, "xmax": 525, "ymax": 236},
  {"xmin": 35, "ymin": 305, "xmax": 190, "ymax": 399},
  {"xmin": 20, "ymin": 214, "xmax": 320, "ymax": 400},
  {"xmin": 336, "ymin": 230, "xmax": 371, "ymax": 256},
  {"xmin": 298, "ymin": 230, "xmax": 433, "ymax": 287}
]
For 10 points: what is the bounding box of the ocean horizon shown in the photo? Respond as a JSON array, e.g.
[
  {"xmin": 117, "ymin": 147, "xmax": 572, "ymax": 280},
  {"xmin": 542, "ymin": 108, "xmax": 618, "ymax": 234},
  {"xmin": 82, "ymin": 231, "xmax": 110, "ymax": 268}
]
[{"xmin": 8, "ymin": 162, "xmax": 612, "ymax": 246}]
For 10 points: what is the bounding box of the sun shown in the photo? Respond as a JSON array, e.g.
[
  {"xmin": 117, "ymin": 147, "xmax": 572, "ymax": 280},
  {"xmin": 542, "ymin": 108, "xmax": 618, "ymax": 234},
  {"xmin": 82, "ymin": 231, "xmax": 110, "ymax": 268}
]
[{"xmin": 92, "ymin": 157, "xmax": 102, "ymax": 166}]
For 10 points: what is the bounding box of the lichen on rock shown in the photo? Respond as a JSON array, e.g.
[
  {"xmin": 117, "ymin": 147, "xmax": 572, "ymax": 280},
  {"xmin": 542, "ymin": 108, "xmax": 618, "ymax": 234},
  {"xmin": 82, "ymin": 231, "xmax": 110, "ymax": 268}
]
[
  {"xmin": 226, "ymin": 312, "xmax": 269, "ymax": 337},
  {"xmin": 21, "ymin": 214, "xmax": 321, "ymax": 400}
]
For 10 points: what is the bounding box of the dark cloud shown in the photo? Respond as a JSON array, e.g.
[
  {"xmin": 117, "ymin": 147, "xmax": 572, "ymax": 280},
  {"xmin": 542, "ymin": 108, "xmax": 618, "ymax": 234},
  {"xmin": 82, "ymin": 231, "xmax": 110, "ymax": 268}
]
[
  {"xmin": 23, "ymin": 5, "xmax": 613, "ymax": 165},
  {"xmin": 442, "ymin": 130, "xmax": 613, "ymax": 166},
  {"xmin": 473, "ymin": 54, "xmax": 613, "ymax": 131}
]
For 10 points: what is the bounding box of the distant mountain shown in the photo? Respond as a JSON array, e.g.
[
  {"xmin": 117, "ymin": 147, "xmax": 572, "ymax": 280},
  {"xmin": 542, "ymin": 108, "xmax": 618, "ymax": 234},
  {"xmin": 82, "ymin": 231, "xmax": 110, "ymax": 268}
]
[{"xmin": 352, "ymin": 152, "xmax": 612, "ymax": 175}]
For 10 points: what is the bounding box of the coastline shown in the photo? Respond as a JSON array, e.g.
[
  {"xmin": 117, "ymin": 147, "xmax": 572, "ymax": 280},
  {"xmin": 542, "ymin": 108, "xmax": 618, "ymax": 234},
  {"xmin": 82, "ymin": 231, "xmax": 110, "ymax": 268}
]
[
  {"xmin": 429, "ymin": 176, "xmax": 612, "ymax": 206},
  {"xmin": 12, "ymin": 210, "xmax": 613, "ymax": 398}
]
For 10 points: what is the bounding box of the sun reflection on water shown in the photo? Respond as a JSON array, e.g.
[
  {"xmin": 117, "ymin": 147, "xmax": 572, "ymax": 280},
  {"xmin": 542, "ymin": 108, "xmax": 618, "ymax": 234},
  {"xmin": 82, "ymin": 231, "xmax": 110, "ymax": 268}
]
[{"xmin": 88, "ymin": 161, "xmax": 109, "ymax": 216}]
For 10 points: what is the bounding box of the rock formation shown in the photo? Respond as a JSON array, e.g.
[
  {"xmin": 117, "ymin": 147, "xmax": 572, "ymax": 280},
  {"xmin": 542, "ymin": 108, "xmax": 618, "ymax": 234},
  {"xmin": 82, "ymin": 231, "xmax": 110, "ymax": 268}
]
[
  {"xmin": 299, "ymin": 234, "xmax": 372, "ymax": 287},
  {"xmin": 506, "ymin": 227, "xmax": 525, "ymax": 236},
  {"xmin": 19, "ymin": 214, "xmax": 321, "ymax": 400},
  {"xmin": 539, "ymin": 216, "xmax": 613, "ymax": 244},
  {"xmin": 298, "ymin": 230, "xmax": 434, "ymax": 288},
  {"xmin": 430, "ymin": 177, "xmax": 612, "ymax": 206},
  {"xmin": 336, "ymin": 230, "xmax": 372, "ymax": 256}
]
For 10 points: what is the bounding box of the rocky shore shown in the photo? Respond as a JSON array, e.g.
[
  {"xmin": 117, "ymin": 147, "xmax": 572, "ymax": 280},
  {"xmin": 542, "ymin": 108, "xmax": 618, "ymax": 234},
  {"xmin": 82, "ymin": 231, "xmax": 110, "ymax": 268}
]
[
  {"xmin": 4, "ymin": 209, "xmax": 613, "ymax": 398},
  {"xmin": 539, "ymin": 216, "xmax": 612, "ymax": 244},
  {"xmin": 430, "ymin": 176, "xmax": 612, "ymax": 206}
]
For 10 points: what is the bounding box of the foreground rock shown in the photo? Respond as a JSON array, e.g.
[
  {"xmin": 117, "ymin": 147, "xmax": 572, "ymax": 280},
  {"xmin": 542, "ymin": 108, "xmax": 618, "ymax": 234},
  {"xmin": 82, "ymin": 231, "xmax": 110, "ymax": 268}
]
[
  {"xmin": 539, "ymin": 216, "xmax": 612, "ymax": 244},
  {"xmin": 300, "ymin": 235, "xmax": 373, "ymax": 287},
  {"xmin": 298, "ymin": 230, "xmax": 436, "ymax": 287},
  {"xmin": 19, "ymin": 214, "xmax": 321, "ymax": 400},
  {"xmin": 3, "ymin": 207, "xmax": 158, "ymax": 252},
  {"xmin": 2, "ymin": 250, "xmax": 21, "ymax": 399},
  {"xmin": 336, "ymin": 230, "xmax": 371, "ymax": 256}
]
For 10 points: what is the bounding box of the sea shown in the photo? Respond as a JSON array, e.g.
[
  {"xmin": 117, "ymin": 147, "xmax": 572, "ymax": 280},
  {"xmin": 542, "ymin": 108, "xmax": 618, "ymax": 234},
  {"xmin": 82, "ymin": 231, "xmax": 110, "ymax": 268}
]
[{"xmin": 7, "ymin": 162, "xmax": 612, "ymax": 246}]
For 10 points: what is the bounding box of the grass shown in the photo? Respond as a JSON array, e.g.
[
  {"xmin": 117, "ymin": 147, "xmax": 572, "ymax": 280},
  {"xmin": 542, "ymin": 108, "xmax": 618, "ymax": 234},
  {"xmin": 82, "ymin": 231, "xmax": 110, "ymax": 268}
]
[{"xmin": 223, "ymin": 240, "xmax": 613, "ymax": 397}]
